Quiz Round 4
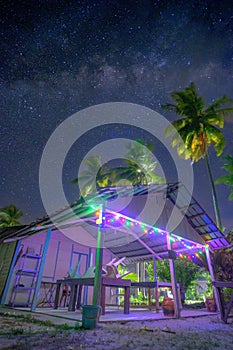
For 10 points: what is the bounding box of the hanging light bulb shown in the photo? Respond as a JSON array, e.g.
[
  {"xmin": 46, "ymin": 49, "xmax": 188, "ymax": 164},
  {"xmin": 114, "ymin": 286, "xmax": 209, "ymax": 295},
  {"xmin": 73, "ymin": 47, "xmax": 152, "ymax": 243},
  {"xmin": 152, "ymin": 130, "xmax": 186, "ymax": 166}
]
[{"xmin": 96, "ymin": 207, "xmax": 103, "ymax": 225}]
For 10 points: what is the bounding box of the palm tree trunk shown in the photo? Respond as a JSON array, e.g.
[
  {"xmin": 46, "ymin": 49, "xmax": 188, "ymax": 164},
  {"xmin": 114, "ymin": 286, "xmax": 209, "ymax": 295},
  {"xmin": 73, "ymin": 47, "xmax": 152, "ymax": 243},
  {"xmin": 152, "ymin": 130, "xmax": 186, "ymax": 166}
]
[{"xmin": 205, "ymin": 152, "xmax": 222, "ymax": 230}]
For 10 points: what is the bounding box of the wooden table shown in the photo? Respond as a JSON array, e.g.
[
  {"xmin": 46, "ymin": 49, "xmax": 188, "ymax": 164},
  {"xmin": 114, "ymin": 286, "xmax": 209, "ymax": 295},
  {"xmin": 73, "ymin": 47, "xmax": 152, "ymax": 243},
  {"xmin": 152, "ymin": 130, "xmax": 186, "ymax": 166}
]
[
  {"xmin": 131, "ymin": 281, "xmax": 158, "ymax": 310},
  {"xmin": 131, "ymin": 281, "xmax": 182, "ymax": 311},
  {"xmin": 54, "ymin": 277, "xmax": 131, "ymax": 315},
  {"xmin": 212, "ymin": 281, "xmax": 233, "ymax": 323}
]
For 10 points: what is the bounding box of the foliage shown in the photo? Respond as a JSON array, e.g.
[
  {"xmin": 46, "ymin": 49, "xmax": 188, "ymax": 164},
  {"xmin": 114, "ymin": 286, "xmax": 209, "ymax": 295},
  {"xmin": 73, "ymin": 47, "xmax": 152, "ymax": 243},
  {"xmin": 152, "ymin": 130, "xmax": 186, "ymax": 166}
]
[
  {"xmin": 147, "ymin": 259, "xmax": 214, "ymax": 302},
  {"xmin": 112, "ymin": 140, "xmax": 165, "ymax": 186},
  {"xmin": 213, "ymin": 248, "xmax": 233, "ymax": 281},
  {"xmin": 186, "ymin": 269, "xmax": 213, "ymax": 300},
  {"xmin": 146, "ymin": 258, "xmax": 200, "ymax": 291},
  {"xmin": 174, "ymin": 259, "xmax": 200, "ymax": 290},
  {"xmin": 162, "ymin": 82, "xmax": 233, "ymax": 162},
  {"xmin": 11, "ymin": 327, "xmax": 25, "ymax": 335},
  {"xmin": 226, "ymin": 230, "xmax": 233, "ymax": 245},
  {"xmin": 0, "ymin": 204, "xmax": 23, "ymax": 228},
  {"xmin": 130, "ymin": 291, "xmax": 148, "ymax": 305},
  {"xmin": 146, "ymin": 259, "xmax": 170, "ymax": 282},
  {"xmin": 71, "ymin": 156, "xmax": 111, "ymax": 198},
  {"xmin": 0, "ymin": 311, "xmax": 81, "ymax": 330},
  {"xmin": 162, "ymin": 82, "xmax": 233, "ymax": 229},
  {"xmin": 117, "ymin": 264, "xmax": 138, "ymax": 282},
  {"xmin": 71, "ymin": 140, "xmax": 165, "ymax": 197},
  {"xmin": 215, "ymin": 155, "xmax": 233, "ymax": 200},
  {"xmin": 222, "ymin": 288, "xmax": 233, "ymax": 303}
]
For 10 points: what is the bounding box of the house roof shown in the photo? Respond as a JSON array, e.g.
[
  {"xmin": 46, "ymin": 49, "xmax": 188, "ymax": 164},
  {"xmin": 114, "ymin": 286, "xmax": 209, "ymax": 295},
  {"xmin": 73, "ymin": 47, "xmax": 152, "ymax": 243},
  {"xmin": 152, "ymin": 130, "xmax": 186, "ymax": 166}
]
[{"xmin": 1, "ymin": 183, "xmax": 229, "ymax": 263}]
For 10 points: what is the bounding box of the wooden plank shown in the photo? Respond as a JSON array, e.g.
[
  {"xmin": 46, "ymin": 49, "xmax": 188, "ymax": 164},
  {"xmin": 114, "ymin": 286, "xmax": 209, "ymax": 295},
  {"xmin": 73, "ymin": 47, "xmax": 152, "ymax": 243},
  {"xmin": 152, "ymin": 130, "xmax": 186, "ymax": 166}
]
[
  {"xmin": 0, "ymin": 241, "xmax": 18, "ymax": 304},
  {"xmin": 124, "ymin": 286, "xmax": 130, "ymax": 314},
  {"xmin": 212, "ymin": 281, "xmax": 233, "ymax": 323},
  {"xmin": 93, "ymin": 226, "xmax": 103, "ymax": 306},
  {"xmin": 131, "ymin": 282, "xmax": 157, "ymax": 288},
  {"xmin": 213, "ymin": 281, "xmax": 233, "ymax": 289},
  {"xmin": 205, "ymin": 247, "xmax": 221, "ymax": 313},
  {"xmin": 167, "ymin": 234, "xmax": 180, "ymax": 318}
]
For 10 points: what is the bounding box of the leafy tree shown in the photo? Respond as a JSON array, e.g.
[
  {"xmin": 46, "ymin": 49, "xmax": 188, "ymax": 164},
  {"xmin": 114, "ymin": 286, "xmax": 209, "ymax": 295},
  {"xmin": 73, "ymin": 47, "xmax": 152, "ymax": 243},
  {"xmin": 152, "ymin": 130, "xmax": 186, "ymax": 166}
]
[
  {"xmin": 0, "ymin": 204, "xmax": 23, "ymax": 228},
  {"xmin": 163, "ymin": 82, "xmax": 233, "ymax": 229},
  {"xmin": 215, "ymin": 155, "xmax": 233, "ymax": 201},
  {"xmin": 146, "ymin": 258, "xmax": 200, "ymax": 293}
]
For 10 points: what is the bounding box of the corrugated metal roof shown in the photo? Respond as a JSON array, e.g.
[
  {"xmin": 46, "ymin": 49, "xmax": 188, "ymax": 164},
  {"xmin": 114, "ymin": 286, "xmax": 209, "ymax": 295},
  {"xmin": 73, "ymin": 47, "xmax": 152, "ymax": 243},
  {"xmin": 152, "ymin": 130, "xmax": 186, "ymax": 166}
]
[{"xmin": 1, "ymin": 183, "xmax": 229, "ymax": 262}]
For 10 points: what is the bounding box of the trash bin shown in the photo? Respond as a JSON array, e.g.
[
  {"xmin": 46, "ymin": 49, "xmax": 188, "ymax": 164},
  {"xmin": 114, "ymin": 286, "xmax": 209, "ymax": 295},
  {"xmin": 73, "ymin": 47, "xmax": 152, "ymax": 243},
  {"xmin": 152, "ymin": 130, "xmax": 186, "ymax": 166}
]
[{"xmin": 82, "ymin": 305, "xmax": 101, "ymax": 329}]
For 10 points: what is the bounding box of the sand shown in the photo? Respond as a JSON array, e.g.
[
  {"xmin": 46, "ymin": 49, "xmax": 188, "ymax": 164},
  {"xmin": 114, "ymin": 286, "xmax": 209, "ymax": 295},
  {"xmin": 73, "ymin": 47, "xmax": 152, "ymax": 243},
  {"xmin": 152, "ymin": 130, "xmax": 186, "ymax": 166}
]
[{"xmin": 0, "ymin": 311, "xmax": 232, "ymax": 350}]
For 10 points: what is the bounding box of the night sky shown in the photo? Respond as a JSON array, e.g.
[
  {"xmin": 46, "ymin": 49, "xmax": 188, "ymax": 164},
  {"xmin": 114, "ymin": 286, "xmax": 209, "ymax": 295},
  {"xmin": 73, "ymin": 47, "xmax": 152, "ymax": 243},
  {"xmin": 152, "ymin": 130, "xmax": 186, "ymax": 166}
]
[{"xmin": 1, "ymin": 1, "xmax": 233, "ymax": 230}]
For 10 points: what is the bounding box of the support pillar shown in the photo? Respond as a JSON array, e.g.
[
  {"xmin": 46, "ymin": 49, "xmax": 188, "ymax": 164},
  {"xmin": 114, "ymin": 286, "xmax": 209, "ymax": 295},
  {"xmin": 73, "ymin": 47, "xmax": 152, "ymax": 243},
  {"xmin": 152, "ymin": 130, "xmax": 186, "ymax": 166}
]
[
  {"xmin": 153, "ymin": 256, "xmax": 159, "ymax": 312},
  {"xmin": 166, "ymin": 233, "xmax": 180, "ymax": 318},
  {"xmin": 205, "ymin": 245, "xmax": 221, "ymax": 312},
  {"xmin": 92, "ymin": 227, "xmax": 103, "ymax": 306}
]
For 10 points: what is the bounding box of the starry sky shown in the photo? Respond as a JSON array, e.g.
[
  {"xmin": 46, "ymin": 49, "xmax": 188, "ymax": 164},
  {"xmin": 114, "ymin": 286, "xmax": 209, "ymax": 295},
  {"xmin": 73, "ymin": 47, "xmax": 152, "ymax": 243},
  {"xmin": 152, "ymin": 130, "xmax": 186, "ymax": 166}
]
[{"xmin": 1, "ymin": 0, "xmax": 233, "ymax": 230}]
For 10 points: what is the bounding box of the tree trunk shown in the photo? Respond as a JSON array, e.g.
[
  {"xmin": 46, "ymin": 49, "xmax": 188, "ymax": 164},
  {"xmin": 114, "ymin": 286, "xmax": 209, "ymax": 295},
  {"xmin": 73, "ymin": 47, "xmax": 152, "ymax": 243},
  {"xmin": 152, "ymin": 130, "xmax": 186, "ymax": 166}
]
[{"xmin": 205, "ymin": 152, "xmax": 222, "ymax": 230}]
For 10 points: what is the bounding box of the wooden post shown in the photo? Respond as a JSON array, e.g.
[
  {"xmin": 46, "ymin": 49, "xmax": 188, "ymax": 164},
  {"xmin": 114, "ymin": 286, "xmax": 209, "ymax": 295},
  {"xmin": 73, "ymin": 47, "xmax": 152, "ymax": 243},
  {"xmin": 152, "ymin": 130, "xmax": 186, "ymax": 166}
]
[
  {"xmin": 92, "ymin": 227, "xmax": 103, "ymax": 306},
  {"xmin": 140, "ymin": 262, "xmax": 146, "ymax": 297},
  {"xmin": 31, "ymin": 229, "xmax": 51, "ymax": 311},
  {"xmin": 166, "ymin": 233, "xmax": 180, "ymax": 318},
  {"xmin": 153, "ymin": 256, "xmax": 159, "ymax": 312},
  {"xmin": 0, "ymin": 241, "xmax": 20, "ymax": 305},
  {"xmin": 205, "ymin": 245, "xmax": 221, "ymax": 312},
  {"xmin": 83, "ymin": 247, "xmax": 92, "ymax": 305},
  {"xmin": 92, "ymin": 204, "xmax": 104, "ymax": 307}
]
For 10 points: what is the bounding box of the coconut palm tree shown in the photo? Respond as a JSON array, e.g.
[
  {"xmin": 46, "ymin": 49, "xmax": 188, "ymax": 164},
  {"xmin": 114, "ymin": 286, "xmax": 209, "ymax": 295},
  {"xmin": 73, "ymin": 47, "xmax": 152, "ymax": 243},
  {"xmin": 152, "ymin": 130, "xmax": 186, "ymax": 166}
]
[
  {"xmin": 111, "ymin": 140, "xmax": 165, "ymax": 186},
  {"xmin": 215, "ymin": 155, "xmax": 233, "ymax": 201},
  {"xmin": 72, "ymin": 141, "xmax": 165, "ymax": 198},
  {"xmin": 0, "ymin": 204, "xmax": 24, "ymax": 228},
  {"xmin": 71, "ymin": 156, "xmax": 111, "ymax": 198},
  {"xmin": 162, "ymin": 82, "xmax": 233, "ymax": 230}
]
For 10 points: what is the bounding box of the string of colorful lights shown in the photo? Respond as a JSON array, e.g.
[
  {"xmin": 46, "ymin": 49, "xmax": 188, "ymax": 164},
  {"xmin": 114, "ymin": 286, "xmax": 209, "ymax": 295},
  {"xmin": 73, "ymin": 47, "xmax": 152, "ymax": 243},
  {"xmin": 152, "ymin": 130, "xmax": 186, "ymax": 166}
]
[{"xmin": 94, "ymin": 207, "xmax": 208, "ymax": 264}]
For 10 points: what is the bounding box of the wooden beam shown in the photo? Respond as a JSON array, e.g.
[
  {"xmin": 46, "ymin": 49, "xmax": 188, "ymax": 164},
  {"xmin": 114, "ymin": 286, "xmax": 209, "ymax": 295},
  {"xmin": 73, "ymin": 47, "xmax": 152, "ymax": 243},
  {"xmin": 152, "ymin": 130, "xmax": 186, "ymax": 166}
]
[
  {"xmin": 205, "ymin": 246, "xmax": 221, "ymax": 313},
  {"xmin": 125, "ymin": 227, "xmax": 163, "ymax": 261},
  {"xmin": 92, "ymin": 226, "xmax": 103, "ymax": 306},
  {"xmin": 0, "ymin": 241, "xmax": 20, "ymax": 305},
  {"xmin": 166, "ymin": 233, "xmax": 180, "ymax": 318}
]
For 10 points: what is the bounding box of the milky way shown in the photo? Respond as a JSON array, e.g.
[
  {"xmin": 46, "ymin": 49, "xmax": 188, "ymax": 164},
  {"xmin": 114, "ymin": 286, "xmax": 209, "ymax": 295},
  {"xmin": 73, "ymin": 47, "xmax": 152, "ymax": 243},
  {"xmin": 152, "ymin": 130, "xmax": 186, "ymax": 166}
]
[{"xmin": 1, "ymin": 1, "xmax": 233, "ymax": 229}]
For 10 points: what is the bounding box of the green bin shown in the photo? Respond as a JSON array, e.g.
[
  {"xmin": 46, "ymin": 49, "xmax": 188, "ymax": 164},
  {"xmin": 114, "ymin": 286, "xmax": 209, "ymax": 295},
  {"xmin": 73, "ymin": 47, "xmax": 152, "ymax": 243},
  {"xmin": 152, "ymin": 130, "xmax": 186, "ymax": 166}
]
[{"xmin": 82, "ymin": 305, "xmax": 101, "ymax": 329}]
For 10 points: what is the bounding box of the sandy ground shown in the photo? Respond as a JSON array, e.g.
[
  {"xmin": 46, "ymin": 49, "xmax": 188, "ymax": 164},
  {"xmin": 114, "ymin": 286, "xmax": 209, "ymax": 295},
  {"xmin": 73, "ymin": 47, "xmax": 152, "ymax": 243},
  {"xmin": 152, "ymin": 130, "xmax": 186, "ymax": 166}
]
[{"xmin": 0, "ymin": 310, "xmax": 232, "ymax": 350}]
